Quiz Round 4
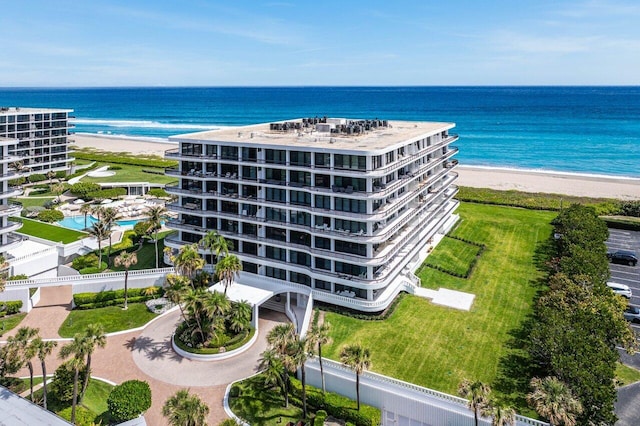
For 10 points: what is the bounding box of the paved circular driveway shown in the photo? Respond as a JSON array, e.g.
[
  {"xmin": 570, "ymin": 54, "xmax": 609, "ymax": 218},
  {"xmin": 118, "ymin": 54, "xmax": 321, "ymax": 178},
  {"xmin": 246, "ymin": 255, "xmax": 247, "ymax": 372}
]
[{"xmin": 132, "ymin": 308, "xmax": 287, "ymax": 387}]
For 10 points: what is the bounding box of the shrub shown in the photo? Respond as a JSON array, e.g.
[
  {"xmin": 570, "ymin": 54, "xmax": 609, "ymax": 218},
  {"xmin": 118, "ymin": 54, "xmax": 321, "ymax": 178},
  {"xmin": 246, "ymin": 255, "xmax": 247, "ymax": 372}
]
[
  {"xmin": 57, "ymin": 405, "xmax": 94, "ymax": 426},
  {"xmin": 109, "ymin": 165, "xmax": 122, "ymax": 170},
  {"xmin": 72, "ymin": 253, "xmax": 100, "ymax": 270},
  {"xmin": 289, "ymin": 377, "xmax": 380, "ymax": 426},
  {"xmin": 147, "ymin": 188, "xmax": 169, "ymax": 198},
  {"xmin": 73, "ymin": 287, "xmax": 164, "ymax": 308},
  {"xmin": 50, "ymin": 361, "xmax": 87, "ymax": 403},
  {"xmin": 37, "ymin": 209, "xmax": 64, "ymax": 222},
  {"xmin": 8, "ymin": 274, "xmax": 28, "ymax": 281},
  {"xmin": 28, "ymin": 173, "xmax": 46, "ymax": 183},
  {"xmin": 55, "ymin": 170, "xmax": 67, "ymax": 179},
  {"xmin": 1, "ymin": 301, "xmax": 23, "ymax": 315},
  {"xmin": 70, "ymin": 182, "xmax": 101, "ymax": 198},
  {"xmin": 8, "ymin": 177, "xmax": 26, "ymax": 186},
  {"xmin": 107, "ymin": 379, "xmax": 152, "ymax": 423},
  {"xmin": 78, "ymin": 263, "xmax": 107, "ymax": 275},
  {"xmin": 87, "ymin": 188, "xmax": 127, "ymax": 200},
  {"xmin": 134, "ymin": 220, "xmax": 152, "ymax": 237},
  {"xmin": 315, "ymin": 410, "xmax": 328, "ymax": 426}
]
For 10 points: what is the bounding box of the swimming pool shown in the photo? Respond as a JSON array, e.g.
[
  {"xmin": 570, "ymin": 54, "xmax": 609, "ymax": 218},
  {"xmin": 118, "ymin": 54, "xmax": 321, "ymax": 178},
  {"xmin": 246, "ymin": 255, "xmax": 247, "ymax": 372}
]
[{"xmin": 57, "ymin": 215, "xmax": 146, "ymax": 231}]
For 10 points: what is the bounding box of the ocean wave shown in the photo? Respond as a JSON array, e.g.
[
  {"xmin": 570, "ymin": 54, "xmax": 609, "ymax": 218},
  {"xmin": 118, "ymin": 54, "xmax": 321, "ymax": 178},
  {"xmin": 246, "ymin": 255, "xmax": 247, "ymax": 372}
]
[
  {"xmin": 73, "ymin": 118, "xmax": 229, "ymax": 130},
  {"xmin": 75, "ymin": 132, "xmax": 176, "ymax": 144}
]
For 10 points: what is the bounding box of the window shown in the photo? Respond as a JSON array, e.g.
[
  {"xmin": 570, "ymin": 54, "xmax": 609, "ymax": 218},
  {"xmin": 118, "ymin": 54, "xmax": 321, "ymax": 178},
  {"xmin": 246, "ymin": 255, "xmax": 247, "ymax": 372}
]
[
  {"xmin": 291, "ymin": 230, "xmax": 311, "ymax": 246},
  {"xmin": 243, "ymin": 262, "xmax": 258, "ymax": 274},
  {"xmin": 335, "ymin": 261, "xmax": 366, "ymax": 277},
  {"xmin": 290, "ymin": 210, "xmax": 311, "ymax": 226},
  {"xmin": 265, "ymin": 149, "xmax": 286, "ymax": 164},
  {"xmin": 314, "ymin": 195, "xmax": 331, "ymax": 209},
  {"xmin": 315, "ymin": 279, "xmax": 331, "ymax": 290},
  {"xmin": 266, "ymin": 246, "xmax": 287, "ymax": 261},
  {"xmin": 290, "ymin": 170, "xmax": 310, "ymax": 186},
  {"xmin": 315, "ymin": 257, "xmax": 331, "ymax": 270},
  {"xmin": 334, "ymin": 219, "xmax": 366, "ymax": 233},
  {"xmin": 242, "ymin": 166, "xmax": 257, "ymax": 180},
  {"xmin": 334, "ymin": 154, "xmax": 366, "ymax": 170},
  {"xmin": 242, "ymin": 223, "xmax": 257, "ymax": 237},
  {"xmin": 290, "ymin": 151, "xmax": 311, "ymax": 166},
  {"xmin": 315, "ymin": 237, "xmax": 331, "ymax": 250},
  {"xmin": 243, "ymin": 242, "xmax": 258, "ymax": 255},
  {"xmin": 314, "ymin": 216, "xmax": 330, "ymax": 227},
  {"xmin": 266, "ymin": 187, "xmax": 286, "ymax": 203},
  {"xmin": 265, "ymin": 168, "xmax": 285, "ymax": 183},
  {"xmin": 290, "ymin": 251, "xmax": 310, "ymax": 267},
  {"xmin": 221, "ymin": 146, "xmax": 238, "ymax": 160},
  {"xmin": 334, "ymin": 176, "xmax": 366, "ymax": 192},
  {"xmin": 242, "ymin": 147, "xmax": 257, "ymax": 162},
  {"xmin": 335, "ymin": 197, "xmax": 366, "ymax": 214},
  {"xmin": 290, "ymin": 272, "xmax": 311, "ymax": 286},
  {"xmin": 221, "ymin": 201, "xmax": 238, "ymax": 214},
  {"xmin": 315, "ymin": 152, "xmax": 330, "ymax": 168},
  {"xmin": 290, "ymin": 191, "xmax": 311, "ymax": 206},
  {"xmin": 266, "ymin": 266, "xmax": 287, "ymax": 280},
  {"xmin": 335, "ymin": 240, "xmax": 366, "ymax": 256},
  {"xmin": 266, "ymin": 207, "xmax": 287, "ymax": 223},
  {"xmin": 314, "ymin": 174, "xmax": 330, "ymax": 188},
  {"xmin": 266, "ymin": 226, "xmax": 286, "ymax": 242}
]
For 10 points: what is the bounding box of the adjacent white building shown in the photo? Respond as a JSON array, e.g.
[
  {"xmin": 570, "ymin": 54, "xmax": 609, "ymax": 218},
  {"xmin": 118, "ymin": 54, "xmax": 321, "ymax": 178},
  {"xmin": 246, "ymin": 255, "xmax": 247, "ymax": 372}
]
[
  {"xmin": 0, "ymin": 107, "xmax": 74, "ymax": 253},
  {"xmin": 165, "ymin": 118, "xmax": 459, "ymax": 311}
]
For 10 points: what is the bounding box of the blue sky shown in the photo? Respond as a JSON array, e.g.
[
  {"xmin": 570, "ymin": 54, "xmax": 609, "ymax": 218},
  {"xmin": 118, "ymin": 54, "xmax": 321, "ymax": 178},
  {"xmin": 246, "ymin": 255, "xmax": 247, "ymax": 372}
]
[{"xmin": 2, "ymin": 0, "xmax": 640, "ymax": 86}]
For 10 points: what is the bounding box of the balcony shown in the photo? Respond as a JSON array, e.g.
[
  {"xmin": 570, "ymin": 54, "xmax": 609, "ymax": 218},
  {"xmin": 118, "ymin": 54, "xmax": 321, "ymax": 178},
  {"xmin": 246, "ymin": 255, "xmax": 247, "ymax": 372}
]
[{"xmin": 0, "ymin": 201, "xmax": 23, "ymax": 217}]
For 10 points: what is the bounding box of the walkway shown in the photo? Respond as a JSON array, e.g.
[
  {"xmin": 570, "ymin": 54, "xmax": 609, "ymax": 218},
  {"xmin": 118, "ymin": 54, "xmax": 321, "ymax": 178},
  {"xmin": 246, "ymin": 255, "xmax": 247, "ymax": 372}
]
[{"xmin": 9, "ymin": 288, "xmax": 288, "ymax": 425}]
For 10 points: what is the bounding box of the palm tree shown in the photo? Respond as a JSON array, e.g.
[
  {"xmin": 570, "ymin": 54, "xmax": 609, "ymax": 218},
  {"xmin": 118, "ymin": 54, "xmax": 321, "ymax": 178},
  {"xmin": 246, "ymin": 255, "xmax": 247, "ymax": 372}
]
[
  {"xmin": 527, "ymin": 376, "xmax": 583, "ymax": 426},
  {"xmin": 173, "ymin": 243, "xmax": 205, "ymax": 285},
  {"xmin": 91, "ymin": 205, "xmax": 105, "ymax": 220},
  {"xmin": 114, "ymin": 251, "xmax": 138, "ymax": 309},
  {"xmin": 147, "ymin": 205, "xmax": 167, "ymax": 269},
  {"xmin": 164, "ymin": 274, "xmax": 190, "ymax": 322},
  {"xmin": 458, "ymin": 379, "xmax": 492, "ymax": 426},
  {"xmin": 79, "ymin": 203, "xmax": 93, "ymax": 230},
  {"xmin": 162, "ymin": 388, "xmax": 209, "ymax": 426},
  {"xmin": 79, "ymin": 323, "xmax": 106, "ymax": 403},
  {"xmin": 340, "ymin": 343, "xmax": 371, "ymax": 411},
  {"xmin": 259, "ymin": 348, "xmax": 286, "ymax": 399},
  {"xmin": 183, "ymin": 287, "xmax": 209, "ymax": 343},
  {"xmin": 51, "ymin": 182, "xmax": 66, "ymax": 204},
  {"xmin": 289, "ymin": 335, "xmax": 313, "ymax": 418},
  {"xmin": 199, "ymin": 230, "xmax": 230, "ymax": 265},
  {"xmin": 228, "ymin": 300, "xmax": 251, "ymax": 333},
  {"xmin": 59, "ymin": 335, "xmax": 87, "ymax": 424},
  {"xmin": 32, "ymin": 337, "xmax": 57, "ymax": 410},
  {"xmin": 15, "ymin": 327, "xmax": 39, "ymax": 401},
  {"xmin": 46, "ymin": 170, "xmax": 57, "ymax": 183},
  {"xmin": 308, "ymin": 312, "xmax": 332, "ymax": 393},
  {"xmin": 215, "ymin": 254, "xmax": 242, "ymax": 295},
  {"xmin": 101, "ymin": 207, "xmax": 118, "ymax": 264},
  {"xmin": 482, "ymin": 404, "xmax": 516, "ymax": 426},
  {"xmin": 267, "ymin": 323, "xmax": 296, "ymax": 408},
  {"xmin": 89, "ymin": 221, "xmax": 110, "ymax": 270}
]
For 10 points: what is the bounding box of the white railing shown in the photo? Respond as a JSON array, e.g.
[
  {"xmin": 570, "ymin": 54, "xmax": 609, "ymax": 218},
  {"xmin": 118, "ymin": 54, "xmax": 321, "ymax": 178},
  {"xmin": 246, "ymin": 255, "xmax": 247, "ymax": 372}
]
[
  {"xmin": 7, "ymin": 246, "xmax": 57, "ymax": 264},
  {"xmin": 4, "ymin": 267, "xmax": 174, "ymax": 289}
]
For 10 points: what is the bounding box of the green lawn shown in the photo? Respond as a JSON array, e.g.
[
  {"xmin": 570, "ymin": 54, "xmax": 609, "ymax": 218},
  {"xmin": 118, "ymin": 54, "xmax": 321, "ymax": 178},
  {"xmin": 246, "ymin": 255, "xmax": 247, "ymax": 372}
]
[
  {"xmin": 230, "ymin": 375, "xmax": 305, "ymax": 425},
  {"xmin": 33, "ymin": 378, "xmax": 113, "ymax": 425},
  {"xmin": 59, "ymin": 303, "xmax": 157, "ymax": 337},
  {"xmin": 420, "ymin": 236, "xmax": 482, "ymax": 276},
  {"xmin": 13, "ymin": 197, "xmax": 55, "ymax": 208},
  {"xmin": 109, "ymin": 236, "xmax": 167, "ymax": 271},
  {"xmin": 323, "ymin": 203, "xmax": 555, "ymax": 414},
  {"xmin": 12, "ymin": 217, "xmax": 87, "ymax": 243},
  {"xmin": 80, "ymin": 163, "xmax": 176, "ymax": 185},
  {"xmin": 616, "ymin": 362, "xmax": 640, "ymax": 387},
  {"xmin": 0, "ymin": 313, "xmax": 27, "ymax": 337}
]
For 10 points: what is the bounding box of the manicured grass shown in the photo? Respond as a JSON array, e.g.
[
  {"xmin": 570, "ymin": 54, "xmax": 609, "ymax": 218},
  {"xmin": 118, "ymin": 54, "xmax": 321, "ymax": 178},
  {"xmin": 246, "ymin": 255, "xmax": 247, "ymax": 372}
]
[
  {"xmin": 12, "ymin": 217, "xmax": 87, "ymax": 243},
  {"xmin": 109, "ymin": 238, "xmax": 167, "ymax": 271},
  {"xmin": 0, "ymin": 313, "xmax": 27, "ymax": 336},
  {"xmin": 59, "ymin": 303, "xmax": 157, "ymax": 337},
  {"xmin": 34, "ymin": 378, "xmax": 113, "ymax": 425},
  {"xmin": 13, "ymin": 196, "xmax": 55, "ymax": 208},
  {"xmin": 323, "ymin": 203, "xmax": 556, "ymax": 415},
  {"xmin": 229, "ymin": 374, "xmax": 304, "ymax": 425},
  {"xmin": 616, "ymin": 362, "xmax": 640, "ymax": 387},
  {"xmin": 420, "ymin": 236, "xmax": 482, "ymax": 276},
  {"xmin": 81, "ymin": 163, "xmax": 176, "ymax": 185}
]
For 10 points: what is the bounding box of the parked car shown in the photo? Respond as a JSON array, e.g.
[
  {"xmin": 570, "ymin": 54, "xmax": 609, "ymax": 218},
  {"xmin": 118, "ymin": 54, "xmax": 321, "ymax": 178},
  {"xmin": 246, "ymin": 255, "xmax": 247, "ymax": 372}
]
[
  {"xmin": 607, "ymin": 250, "xmax": 638, "ymax": 266},
  {"xmin": 624, "ymin": 306, "xmax": 640, "ymax": 323},
  {"xmin": 607, "ymin": 282, "xmax": 632, "ymax": 299}
]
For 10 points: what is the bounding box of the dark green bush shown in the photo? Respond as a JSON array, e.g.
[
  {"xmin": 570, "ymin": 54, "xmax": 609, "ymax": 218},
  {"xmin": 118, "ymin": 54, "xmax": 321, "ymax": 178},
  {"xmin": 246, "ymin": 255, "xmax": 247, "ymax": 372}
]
[
  {"xmin": 28, "ymin": 173, "xmax": 46, "ymax": 183},
  {"xmin": 8, "ymin": 274, "xmax": 28, "ymax": 281},
  {"xmin": 602, "ymin": 217, "xmax": 640, "ymax": 232},
  {"xmin": 72, "ymin": 253, "xmax": 99, "ymax": 270},
  {"xmin": 147, "ymin": 188, "xmax": 169, "ymax": 197},
  {"xmin": 107, "ymin": 379, "xmax": 152, "ymax": 423},
  {"xmin": 50, "ymin": 361, "xmax": 87, "ymax": 403},
  {"xmin": 70, "ymin": 182, "xmax": 101, "ymax": 198},
  {"xmin": 87, "ymin": 188, "xmax": 127, "ymax": 200},
  {"xmin": 55, "ymin": 170, "xmax": 67, "ymax": 179},
  {"xmin": 37, "ymin": 209, "xmax": 64, "ymax": 222},
  {"xmin": 289, "ymin": 377, "xmax": 380, "ymax": 426},
  {"xmin": 109, "ymin": 165, "xmax": 122, "ymax": 170},
  {"xmin": 73, "ymin": 287, "xmax": 163, "ymax": 308},
  {"xmin": 78, "ymin": 263, "xmax": 107, "ymax": 275},
  {"xmin": 1, "ymin": 301, "xmax": 23, "ymax": 315},
  {"xmin": 8, "ymin": 177, "xmax": 26, "ymax": 186}
]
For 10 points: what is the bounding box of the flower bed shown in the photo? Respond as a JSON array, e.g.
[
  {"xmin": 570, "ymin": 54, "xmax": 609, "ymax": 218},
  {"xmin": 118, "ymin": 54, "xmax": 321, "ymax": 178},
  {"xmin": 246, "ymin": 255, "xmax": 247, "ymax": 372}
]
[{"xmin": 144, "ymin": 297, "xmax": 175, "ymax": 314}]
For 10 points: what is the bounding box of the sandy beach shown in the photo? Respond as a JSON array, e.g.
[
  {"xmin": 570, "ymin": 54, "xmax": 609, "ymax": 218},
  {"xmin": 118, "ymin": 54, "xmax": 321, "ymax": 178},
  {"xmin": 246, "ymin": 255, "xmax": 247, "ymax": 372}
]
[{"xmin": 72, "ymin": 134, "xmax": 640, "ymax": 200}]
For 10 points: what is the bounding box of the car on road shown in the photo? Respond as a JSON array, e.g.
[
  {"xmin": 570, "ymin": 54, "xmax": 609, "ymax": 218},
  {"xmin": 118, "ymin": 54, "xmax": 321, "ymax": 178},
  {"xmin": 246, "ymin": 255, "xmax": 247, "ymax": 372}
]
[
  {"xmin": 624, "ymin": 306, "xmax": 640, "ymax": 323},
  {"xmin": 607, "ymin": 250, "xmax": 638, "ymax": 266},
  {"xmin": 607, "ymin": 282, "xmax": 632, "ymax": 299}
]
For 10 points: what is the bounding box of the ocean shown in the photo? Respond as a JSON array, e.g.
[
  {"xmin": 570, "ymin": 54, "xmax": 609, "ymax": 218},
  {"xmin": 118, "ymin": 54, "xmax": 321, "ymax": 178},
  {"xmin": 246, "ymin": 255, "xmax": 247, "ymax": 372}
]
[{"xmin": 1, "ymin": 86, "xmax": 639, "ymax": 177}]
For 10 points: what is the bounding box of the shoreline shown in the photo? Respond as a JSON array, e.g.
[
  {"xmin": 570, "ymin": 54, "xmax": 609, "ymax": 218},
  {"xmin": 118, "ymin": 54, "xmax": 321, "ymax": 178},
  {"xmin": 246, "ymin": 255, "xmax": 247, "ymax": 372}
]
[{"xmin": 70, "ymin": 134, "xmax": 640, "ymax": 200}]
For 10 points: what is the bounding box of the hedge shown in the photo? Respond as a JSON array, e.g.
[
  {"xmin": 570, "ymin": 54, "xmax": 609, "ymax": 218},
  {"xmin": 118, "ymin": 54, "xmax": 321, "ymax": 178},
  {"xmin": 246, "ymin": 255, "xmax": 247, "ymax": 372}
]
[
  {"xmin": 8, "ymin": 274, "xmax": 29, "ymax": 281},
  {"xmin": 87, "ymin": 188, "xmax": 127, "ymax": 200},
  {"xmin": 315, "ymin": 292, "xmax": 406, "ymax": 321},
  {"xmin": 73, "ymin": 287, "xmax": 163, "ymax": 308},
  {"xmin": 602, "ymin": 216, "xmax": 640, "ymax": 232},
  {"xmin": 73, "ymin": 151, "xmax": 177, "ymax": 168},
  {"xmin": 0, "ymin": 301, "xmax": 23, "ymax": 315},
  {"xmin": 28, "ymin": 173, "xmax": 46, "ymax": 183},
  {"xmin": 173, "ymin": 327, "xmax": 255, "ymax": 354},
  {"xmin": 107, "ymin": 380, "xmax": 152, "ymax": 423},
  {"xmin": 78, "ymin": 262, "xmax": 107, "ymax": 275},
  {"xmin": 147, "ymin": 188, "xmax": 169, "ymax": 197},
  {"xmin": 289, "ymin": 377, "xmax": 380, "ymax": 426},
  {"xmin": 37, "ymin": 209, "xmax": 64, "ymax": 222},
  {"xmin": 70, "ymin": 182, "xmax": 101, "ymax": 198}
]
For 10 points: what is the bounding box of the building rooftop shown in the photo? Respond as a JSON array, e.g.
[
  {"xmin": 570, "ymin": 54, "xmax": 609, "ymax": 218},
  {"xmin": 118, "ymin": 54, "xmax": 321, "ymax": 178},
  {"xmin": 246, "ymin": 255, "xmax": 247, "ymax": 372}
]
[
  {"xmin": 0, "ymin": 107, "xmax": 73, "ymax": 115},
  {"xmin": 0, "ymin": 385, "xmax": 72, "ymax": 425},
  {"xmin": 171, "ymin": 118, "xmax": 454, "ymax": 153}
]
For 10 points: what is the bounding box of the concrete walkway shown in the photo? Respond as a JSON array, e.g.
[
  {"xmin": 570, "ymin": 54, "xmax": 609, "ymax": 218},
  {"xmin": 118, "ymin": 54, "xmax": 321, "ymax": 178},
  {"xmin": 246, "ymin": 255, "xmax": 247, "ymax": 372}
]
[{"xmin": 9, "ymin": 288, "xmax": 288, "ymax": 425}]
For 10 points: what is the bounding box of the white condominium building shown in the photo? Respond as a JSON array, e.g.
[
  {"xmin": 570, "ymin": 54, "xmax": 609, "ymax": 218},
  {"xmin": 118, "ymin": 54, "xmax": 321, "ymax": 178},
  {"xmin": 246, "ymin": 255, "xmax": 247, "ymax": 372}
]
[
  {"xmin": 0, "ymin": 107, "xmax": 75, "ymax": 252},
  {"xmin": 165, "ymin": 118, "xmax": 459, "ymax": 311}
]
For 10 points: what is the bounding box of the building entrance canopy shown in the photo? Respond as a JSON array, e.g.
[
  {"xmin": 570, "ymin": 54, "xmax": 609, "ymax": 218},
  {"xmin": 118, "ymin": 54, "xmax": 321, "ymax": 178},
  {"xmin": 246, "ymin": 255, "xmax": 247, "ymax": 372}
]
[{"xmin": 209, "ymin": 281, "xmax": 275, "ymax": 307}]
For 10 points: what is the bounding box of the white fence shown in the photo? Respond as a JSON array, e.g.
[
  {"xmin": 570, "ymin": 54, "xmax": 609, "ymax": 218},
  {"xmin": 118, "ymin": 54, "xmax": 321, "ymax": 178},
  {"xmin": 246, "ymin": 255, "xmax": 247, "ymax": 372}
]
[{"xmin": 303, "ymin": 358, "xmax": 548, "ymax": 426}]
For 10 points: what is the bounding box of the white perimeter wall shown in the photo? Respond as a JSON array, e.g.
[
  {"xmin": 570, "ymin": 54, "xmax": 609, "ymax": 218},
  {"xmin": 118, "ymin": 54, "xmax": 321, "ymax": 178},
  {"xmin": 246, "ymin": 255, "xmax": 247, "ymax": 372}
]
[{"xmin": 70, "ymin": 273, "xmax": 166, "ymax": 295}]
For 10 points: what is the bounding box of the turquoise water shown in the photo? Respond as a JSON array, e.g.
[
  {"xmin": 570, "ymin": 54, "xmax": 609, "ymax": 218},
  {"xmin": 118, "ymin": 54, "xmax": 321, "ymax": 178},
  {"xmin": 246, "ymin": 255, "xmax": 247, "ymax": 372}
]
[
  {"xmin": 58, "ymin": 215, "xmax": 144, "ymax": 230},
  {"xmin": 1, "ymin": 86, "xmax": 639, "ymax": 177}
]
